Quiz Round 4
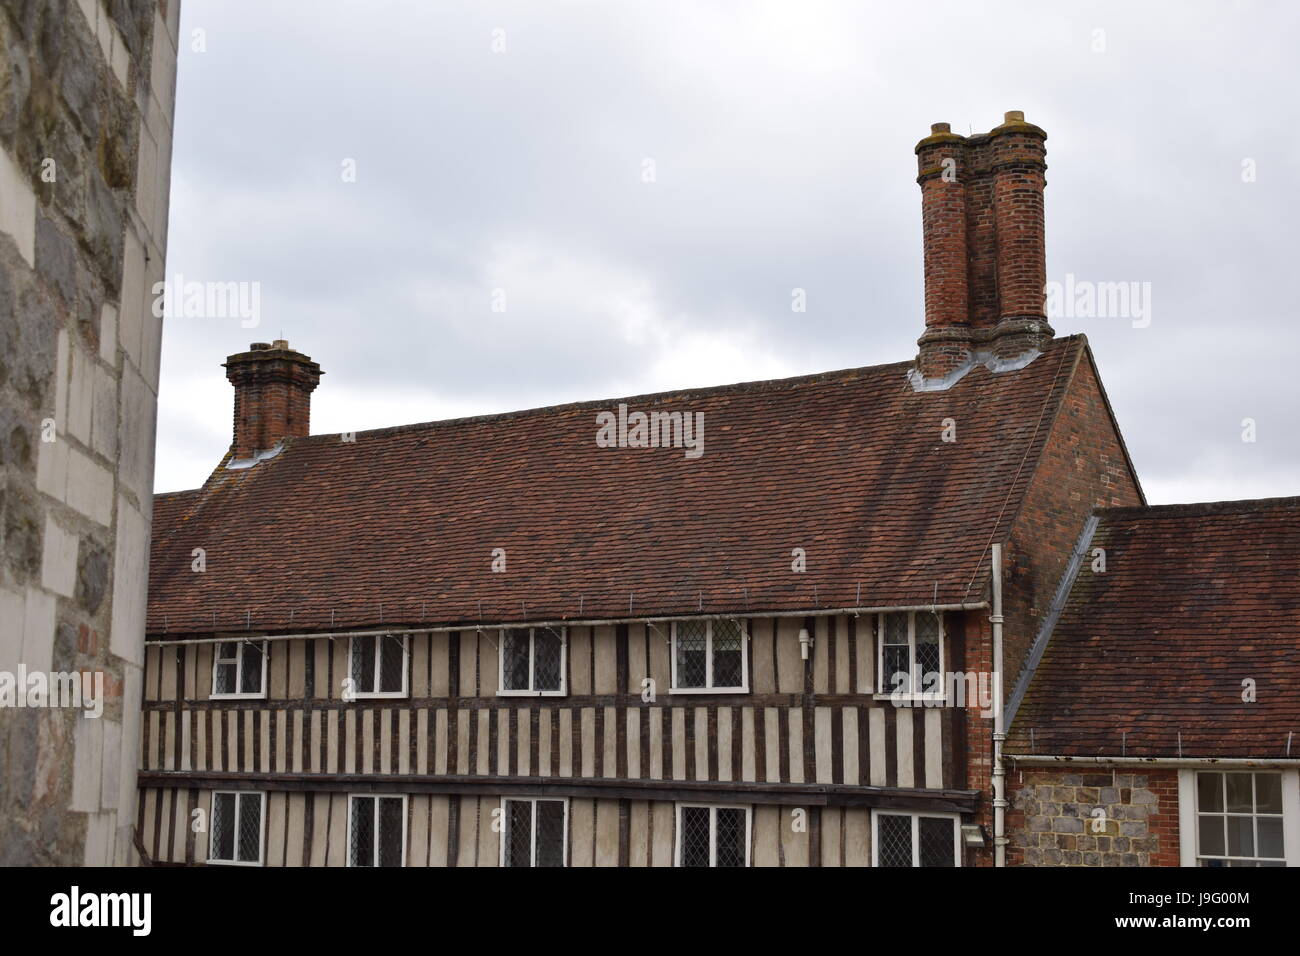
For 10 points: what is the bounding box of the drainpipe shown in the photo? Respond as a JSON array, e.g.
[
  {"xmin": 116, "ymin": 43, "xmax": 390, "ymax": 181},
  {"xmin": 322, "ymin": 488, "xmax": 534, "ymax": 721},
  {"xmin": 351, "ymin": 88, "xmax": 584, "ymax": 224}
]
[{"xmin": 991, "ymin": 543, "xmax": 1007, "ymax": 867}]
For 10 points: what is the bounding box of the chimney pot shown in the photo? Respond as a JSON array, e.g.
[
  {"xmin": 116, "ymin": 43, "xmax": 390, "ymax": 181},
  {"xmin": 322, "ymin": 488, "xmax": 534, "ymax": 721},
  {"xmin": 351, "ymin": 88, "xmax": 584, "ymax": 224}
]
[
  {"xmin": 931, "ymin": 122, "xmax": 951, "ymax": 134},
  {"xmin": 913, "ymin": 113, "xmax": 1053, "ymax": 381},
  {"xmin": 223, "ymin": 342, "xmax": 323, "ymax": 459}
]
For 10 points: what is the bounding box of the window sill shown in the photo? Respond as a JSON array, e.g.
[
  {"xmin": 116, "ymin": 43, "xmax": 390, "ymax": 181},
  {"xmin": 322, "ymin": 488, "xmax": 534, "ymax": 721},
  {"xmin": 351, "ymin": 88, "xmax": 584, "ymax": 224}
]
[
  {"xmin": 669, "ymin": 687, "xmax": 750, "ymax": 695},
  {"xmin": 871, "ymin": 693, "xmax": 948, "ymax": 705},
  {"xmin": 210, "ymin": 692, "xmax": 267, "ymax": 701},
  {"xmin": 497, "ymin": 689, "xmax": 568, "ymax": 698}
]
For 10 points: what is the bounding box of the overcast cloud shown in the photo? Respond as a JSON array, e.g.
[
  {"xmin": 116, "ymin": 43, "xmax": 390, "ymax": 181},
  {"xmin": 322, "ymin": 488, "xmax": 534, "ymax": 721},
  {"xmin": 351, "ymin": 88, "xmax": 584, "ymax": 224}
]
[{"xmin": 156, "ymin": 0, "xmax": 1300, "ymax": 504}]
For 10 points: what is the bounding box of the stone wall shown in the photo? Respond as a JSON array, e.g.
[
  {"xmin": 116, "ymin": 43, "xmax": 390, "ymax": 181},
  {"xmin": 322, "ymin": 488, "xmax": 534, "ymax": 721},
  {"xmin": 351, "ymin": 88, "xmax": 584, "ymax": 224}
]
[
  {"xmin": 0, "ymin": 0, "xmax": 178, "ymax": 865},
  {"xmin": 1007, "ymin": 766, "xmax": 1181, "ymax": 866}
]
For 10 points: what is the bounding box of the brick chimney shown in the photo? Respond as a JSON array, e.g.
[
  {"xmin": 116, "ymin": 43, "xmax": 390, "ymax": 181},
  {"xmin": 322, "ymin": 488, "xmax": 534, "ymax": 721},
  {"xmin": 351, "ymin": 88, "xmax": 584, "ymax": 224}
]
[
  {"xmin": 913, "ymin": 111, "xmax": 1055, "ymax": 383},
  {"xmin": 223, "ymin": 340, "xmax": 322, "ymax": 459}
]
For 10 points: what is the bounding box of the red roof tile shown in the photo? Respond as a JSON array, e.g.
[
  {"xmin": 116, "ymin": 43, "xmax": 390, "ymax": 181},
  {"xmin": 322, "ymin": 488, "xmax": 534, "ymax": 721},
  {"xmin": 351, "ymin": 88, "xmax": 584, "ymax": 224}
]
[
  {"xmin": 147, "ymin": 337, "xmax": 1087, "ymax": 634},
  {"xmin": 1006, "ymin": 497, "xmax": 1300, "ymax": 758}
]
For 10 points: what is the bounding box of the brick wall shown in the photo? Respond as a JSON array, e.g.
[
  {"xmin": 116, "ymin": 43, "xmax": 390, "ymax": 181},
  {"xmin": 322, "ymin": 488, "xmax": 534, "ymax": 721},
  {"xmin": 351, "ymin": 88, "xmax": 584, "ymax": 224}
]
[
  {"xmin": 1002, "ymin": 347, "xmax": 1143, "ymax": 706},
  {"xmin": 0, "ymin": 0, "xmax": 178, "ymax": 865},
  {"xmin": 1007, "ymin": 766, "xmax": 1181, "ymax": 866}
]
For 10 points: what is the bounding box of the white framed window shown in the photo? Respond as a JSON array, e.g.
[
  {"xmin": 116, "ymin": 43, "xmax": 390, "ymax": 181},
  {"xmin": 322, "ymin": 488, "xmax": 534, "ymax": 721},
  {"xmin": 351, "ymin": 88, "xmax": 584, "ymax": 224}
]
[
  {"xmin": 675, "ymin": 803, "xmax": 751, "ymax": 867},
  {"xmin": 671, "ymin": 619, "xmax": 748, "ymax": 693},
  {"xmin": 1184, "ymin": 770, "xmax": 1296, "ymax": 867},
  {"xmin": 876, "ymin": 611, "xmax": 944, "ymax": 699},
  {"xmin": 871, "ymin": 810, "xmax": 961, "ymax": 867},
  {"xmin": 347, "ymin": 634, "xmax": 408, "ymax": 699},
  {"xmin": 210, "ymin": 638, "xmax": 268, "ymax": 699},
  {"xmin": 500, "ymin": 797, "xmax": 568, "ymax": 867},
  {"xmin": 208, "ymin": 790, "xmax": 266, "ymax": 866},
  {"xmin": 347, "ymin": 794, "xmax": 407, "ymax": 867},
  {"xmin": 499, "ymin": 627, "xmax": 567, "ymax": 696}
]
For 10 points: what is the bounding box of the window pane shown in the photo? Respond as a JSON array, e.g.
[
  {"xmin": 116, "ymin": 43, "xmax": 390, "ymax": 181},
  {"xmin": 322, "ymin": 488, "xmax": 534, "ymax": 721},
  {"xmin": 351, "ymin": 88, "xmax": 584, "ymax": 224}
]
[
  {"xmin": 378, "ymin": 635, "xmax": 404, "ymax": 694},
  {"xmin": 712, "ymin": 620, "xmax": 743, "ymax": 687},
  {"xmin": 217, "ymin": 641, "xmax": 238, "ymax": 662},
  {"xmin": 883, "ymin": 645, "xmax": 911, "ymax": 694},
  {"xmin": 679, "ymin": 806, "xmax": 711, "ymax": 866},
  {"xmin": 1258, "ymin": 818, "xmax": 1284, "ymax": 859},
  {"xmin": 715, "ymin": 808, "xmax": 746, "ymax": 867},
  {"xmin": 1198, "ymin": 816, "xmax": 1226, "ymax": 857},
  {"xmin": 1197, "ymin": 772, "xmax": 1224, "ymax": 812},
  {"xmin": 535, "ymin": 800, "xmax": 566, "ymax": 867},
  {"xmin": 1225, "ymin": 774, "xmax": 1253, "ymax": 813},
  {"xmin": 377, "ymin": 797, "xmax": 404, "ymax": 866},
  {"xmin": 214, "ymin": 661, "xmax": 237, "ymax": 695},
  {"xmin": 877, "ymin": 814, "xmax": 913, "ymax": 867},
  {"xmin": 212, "ymin": 793, "xmax": 236, "ymax": 861},
  {"xmin": 1255, "ymin": 773, "xmax": 1283, "ymax": 814},
  {"xmin": 533, "ymin": 629, "xmax": 563, "ymax": 692},
  {"xmin": 239, "ymin": 642, "xmax": 263, "ymax": 694},
  {"xmin": 351, "ymin": 636, "xmax": 375, "ymax": 695},
  {"xmin": 676, "ymin": 622, "xmax": 707, "ymax": 689},
  {"xmin": 915, "ymin": 615, "xmax": 940, "ymax": 684},
  {"xmin": 237, "ymin": 793, "xmax": 261, "ymax": 862},
  {"xmin": 350, "ymin": 797, "xmax": 374, "ymax": 867},
  {"xmin": 502, "ymin": 630, "xmax": 530, "ymax": 690},
  {"xmin": 1226, "ymin": 816, "xmax": 1254, "ymax": 858},
  {"xmin": 918, "ymin": 817, "xmax": 955, "ymax": 867},
  {"xmin": 883, "ymin": 613, "xmax": 909, "ymax": 645},
  {"xmin": 504, "ymin": 800, "xmax": 533, "ymax": 867}
]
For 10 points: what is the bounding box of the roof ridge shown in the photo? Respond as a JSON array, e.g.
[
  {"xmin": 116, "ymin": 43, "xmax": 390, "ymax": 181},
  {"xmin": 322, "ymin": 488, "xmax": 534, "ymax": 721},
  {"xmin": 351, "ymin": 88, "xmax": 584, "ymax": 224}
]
[
  {"xmin": 283, "ymin": 336, "xmax": 1083, "ymax": 446},
  {"xmin": 1095, "ymin": 496, "xmax": 1300, "ymax": 520}
]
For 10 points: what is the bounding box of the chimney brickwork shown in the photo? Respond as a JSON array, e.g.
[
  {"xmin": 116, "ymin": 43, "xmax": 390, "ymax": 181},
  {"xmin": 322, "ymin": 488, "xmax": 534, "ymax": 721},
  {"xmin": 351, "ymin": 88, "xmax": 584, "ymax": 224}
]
[
  {"xmin": 224, "ymin": 340, "xmax": 322, "ymax": 459},
  {"xmin": 914, "ymin": 112, "xmax": 1054, "ymax": 381}
]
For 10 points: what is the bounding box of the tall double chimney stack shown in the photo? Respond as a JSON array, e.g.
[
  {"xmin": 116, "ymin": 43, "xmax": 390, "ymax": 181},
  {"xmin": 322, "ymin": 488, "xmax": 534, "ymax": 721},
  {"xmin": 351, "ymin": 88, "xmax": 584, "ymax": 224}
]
[
  {"xmin": 914, "ymin": 111, "xmax": 1054, "ymax": 380},
  {"xmin": 224, "ymin": 340, "xmax": 322, "ymax": 459}
]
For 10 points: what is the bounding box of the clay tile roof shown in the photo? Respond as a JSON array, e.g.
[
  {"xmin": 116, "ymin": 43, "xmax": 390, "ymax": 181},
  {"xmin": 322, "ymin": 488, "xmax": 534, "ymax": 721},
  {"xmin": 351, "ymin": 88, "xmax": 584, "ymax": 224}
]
[
  {"xmin": 1006, "ymin": 496, "xmax": 1300, "ymax": 759},
  {"xmin": 147, "ymin": 337, "xmax": 1087, "ymax": 635}
]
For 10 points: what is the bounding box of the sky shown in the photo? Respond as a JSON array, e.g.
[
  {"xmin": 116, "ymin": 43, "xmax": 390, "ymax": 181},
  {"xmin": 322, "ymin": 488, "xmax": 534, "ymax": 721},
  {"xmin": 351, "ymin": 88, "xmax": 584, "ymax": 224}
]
[{"xmin": 156, "ymin": 0, "xmax": 1300, "ymax": 504}]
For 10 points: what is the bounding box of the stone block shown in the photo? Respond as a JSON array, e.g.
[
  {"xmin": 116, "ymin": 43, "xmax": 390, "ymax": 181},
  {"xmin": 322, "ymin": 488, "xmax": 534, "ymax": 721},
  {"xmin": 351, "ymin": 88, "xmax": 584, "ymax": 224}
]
[
  {"xmin": 67, "ymin": 345, "xmax": 95, "ymax": 444},
  {"xmin": 21, "ymin": 585, "xmax": 56, "ymax": 673},
  {"xmin": 0, "ymin": 586, "xmax": 24, "ymax": 672},
  {"xmin": 39, "ymin": 514, "xmax": 78, "ymax": 597},
  {"xmin": 35, "ymin": 438, "xmax": 68, "ymax": 500},
  {"xmin": 64, "ymin": 445, "xmax": 113, "ymax": 525},
  {"xmin": 99, "ymin": 303, "xmax": 117, "ymax": 365},
  {"xmin": 70, "ymin": 713, "xmax": 104, "ymax": 813},
  {"xmin": 0, "ymin": 145, "xmax": 36, "ymax": 266},
  {"xmin": 109, "ymin": 496, "xmax": 147, "ymax": 665}
]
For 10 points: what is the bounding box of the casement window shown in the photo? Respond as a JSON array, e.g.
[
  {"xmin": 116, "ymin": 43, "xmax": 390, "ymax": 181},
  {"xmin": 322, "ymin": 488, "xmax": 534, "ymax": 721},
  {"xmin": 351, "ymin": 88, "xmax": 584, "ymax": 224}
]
[
  {"xmin": 348, "ymin": 794, "xmax": 407, "ymax": 867},
  {"xmin": 500, "ymin": 798, "xmax": 568, "ymax": 867},
  {"xmin": 348, "ymin": 634, "xmax": 408, "ymax": 699},
  {"xmin": 675, "ymin": 804, "xmax": 751, "ymax": 867},
  {"xmin": 872, "ymin": 811, "xmax": 961, "ymax": 867},
  {"xmin": 1191, "ymin": 772, "xmax": 1289, "ymax": 866},
  {"xmin": 208, "ymin": 791, "xmax": 265, "ymax": 866},
  {"xmin": 499, "ymin": 627, "xmax": 566, "ymax": 696},
  {"xmin": 211, "ymin": 639, "xmax": 267, "ymax": 698},
  {"xmin": 671, "ymin": 619, "xmax": 748, "ymax": 693},
  {"xmin": 876, "ymin": 611, "xmax": 943, "ymax": 698}
]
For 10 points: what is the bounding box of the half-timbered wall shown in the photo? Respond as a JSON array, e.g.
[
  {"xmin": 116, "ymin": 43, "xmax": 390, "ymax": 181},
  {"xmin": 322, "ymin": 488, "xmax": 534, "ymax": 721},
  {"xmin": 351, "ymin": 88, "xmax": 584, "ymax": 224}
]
[
  {"xmin": 137, "ymin": 613, "xmax": 981, "ymax": 865},
  {"xmin": 138, "ymin": 790, "xmax": 881, "ymax": 867}
]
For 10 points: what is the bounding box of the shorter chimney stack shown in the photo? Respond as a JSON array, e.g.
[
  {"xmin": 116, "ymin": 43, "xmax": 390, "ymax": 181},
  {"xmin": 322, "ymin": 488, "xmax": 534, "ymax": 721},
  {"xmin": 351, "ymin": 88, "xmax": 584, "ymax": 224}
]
[
  {"xmin": 914, "ymin": 111, "xmax": 1054, "ymax": 382},
  {"xmin": 224, "ymin": 341, "xmax": 322, "ymax": 459}
]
